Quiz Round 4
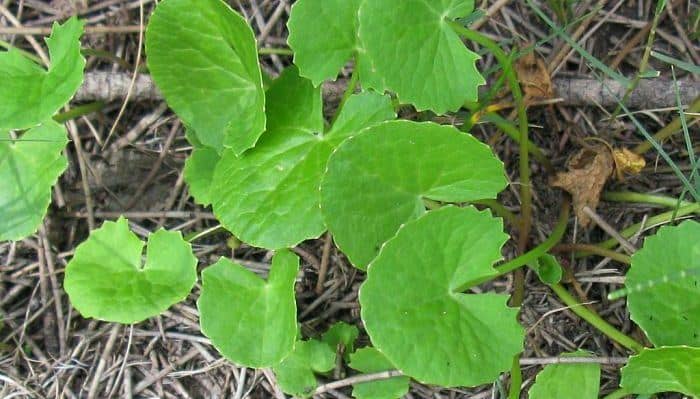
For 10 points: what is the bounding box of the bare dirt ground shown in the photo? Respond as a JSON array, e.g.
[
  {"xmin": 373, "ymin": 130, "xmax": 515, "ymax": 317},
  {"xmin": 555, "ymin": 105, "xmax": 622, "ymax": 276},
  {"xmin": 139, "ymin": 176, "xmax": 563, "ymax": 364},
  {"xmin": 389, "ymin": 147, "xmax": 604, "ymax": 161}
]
[{"xmin": 1, "ymin": 0, "xmax": 698, "ymax": 398}]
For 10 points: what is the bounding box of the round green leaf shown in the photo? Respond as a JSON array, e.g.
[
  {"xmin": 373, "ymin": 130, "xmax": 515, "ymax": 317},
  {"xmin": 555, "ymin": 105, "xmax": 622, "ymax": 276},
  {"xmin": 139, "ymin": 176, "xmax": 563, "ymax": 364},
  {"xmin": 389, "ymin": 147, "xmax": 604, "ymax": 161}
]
[
  {"xmin": 358, "ymin": 0, "xmax": 484, "ymax": 113},
  {"xmin": 273, "ymin": 339, "xmax": 336, "ymax": 398},
  {"xmin": 212, "ymin": 68, "xmax": 394, "ymax": 249},
  {"xmin": 1, "ymin": 122, "xmax": 68, "ymax": 241},
  {"xmin": 626, "ymin": 221, "xmax": 700, "ymax": 346},
  {"xmin": 321, "ymin": 120, "xmax": 507, "ymax": 269},
  {"xmin": 620, "ymin": 346, "xmax": 700, "ymax": 397},
  {"xmin": 0, "ymin": 17, "xmax": 85, "ymax": 129},
  {"xmin": 528, "ymin": 351, "xmax": 600, "ymax": 399},
  {"xmin": 349, "ymin": 347, "xmax": 410, "ymax": 399},
  {"xmin": 145, "ymin": 0, "xmax": 265, "ymax": 154},
  {"xmin": 287, "ymin": 0, "xmax": 361, "ymax": 86},
  {"xmin": 64, "ymin": 218, "xmax": 198, "ymax": 324},
  {"xmin": 359, "ymin": 206, "xmax": 523, "ymax": 387},
  {"xmin": 198, "ymin": 250, "xmax": 299, "ymax": 367}
]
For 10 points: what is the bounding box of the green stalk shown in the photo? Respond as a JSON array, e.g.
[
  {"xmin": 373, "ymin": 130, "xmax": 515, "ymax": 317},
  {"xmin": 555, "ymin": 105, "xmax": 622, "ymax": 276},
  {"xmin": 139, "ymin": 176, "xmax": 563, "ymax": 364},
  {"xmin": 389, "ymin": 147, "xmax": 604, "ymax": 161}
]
[
  {"xmin": 481, "ymin": 113, "xmax": 552, "ymax": 170},
  {"xmin": 549, "ymin": 283, "xmax": 645, "ymax": 353},
  {"xmin": 451, "ymin": 22, "xmax": 532, "ymax": 305},
  {"xmin": 602, "ymin": 191, "xmax": 698, "ymax": 211},
  {"xmin": 53, "ymin": 102, "xmax": 105, "ymax": 123},
  {"xmin": 455, "ymin": 198, "xmax": 569, "ymax": 292},
  {"xmin": 633, "ymin": 96, "xmax": 700, "ymax": 154},
  {"xmin": 552, "ymin": 243, "xmax": 631, "ymax": 264},
  {"xmin": 329, "ymin": 70, "xmax": 359, "ymax": 127},
  {"xmin": 258, "ymin": 47, "xmax": 294, "ymax": 56},
  {"xmin": 508, "ymin": 354, "xmax": 522, "ymax": 399},
  {"xmin": 471, "ymin": 199, "xmax": 519, "ymax": 225}
]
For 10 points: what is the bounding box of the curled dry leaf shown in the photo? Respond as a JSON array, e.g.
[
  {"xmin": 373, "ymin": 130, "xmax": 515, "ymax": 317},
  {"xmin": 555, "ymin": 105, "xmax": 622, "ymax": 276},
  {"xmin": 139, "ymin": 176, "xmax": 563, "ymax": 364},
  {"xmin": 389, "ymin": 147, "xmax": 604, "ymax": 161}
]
[
  {"xmin": 515, "ymin": 50, "xmax": 554, "ymax": 99},
  {"xmin": 551, "ymin": 145, "xmax": 614, "ymax": 226},
  {"xmin": 612, "ymin": 147, "xmax": 646, "ymax": 181}
]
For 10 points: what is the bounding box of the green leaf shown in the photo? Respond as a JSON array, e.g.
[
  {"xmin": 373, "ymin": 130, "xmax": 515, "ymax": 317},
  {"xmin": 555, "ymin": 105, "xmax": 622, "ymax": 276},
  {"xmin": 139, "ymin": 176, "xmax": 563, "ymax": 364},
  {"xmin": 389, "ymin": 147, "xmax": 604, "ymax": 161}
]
[
  {"xmin": 287, "ymin": 0, "xmax": 361, "ymax": 85},
  {"xmin": 1, "ymin": 121, "xmax": 68, "ymax": 241},
  {"xmin": 183, "ymin": 130, "xmax": 220, "ymax": 206},
  {"xmin": 198, "ymin": 250, "xmax": 299, "ymax": 367},
  {"xmin": 64, "ymin": 218, "xmax": 197, "ymax": 324},
  {"xmin": 358, "ymin": 0, "xmax": 484, "ymax": 113},
  {"xmin": 273, "ymin": 339, "xmax": 336, "ymax": 397},
  {"xmin": 528, "ymin": 351, "xmax": 600, "ymax": 399},
  {"xmin": 145, "ymin": 0, "xmax": 265, "ymax": 154},
  {"xmin": 349, "ymin": 347, "xmax": 410, "ymax": 399},
  {"xmin": 321, "ymin": 120, "xmax": 507, "ymax": 269},
  {"xmin": 321, "ymin": 321, "xmax": 359, "ymax": 357},
  {"xmin": 211, "ymin": 68, "xmax": 394, "ymax": 249},
  {"xmin": 533, "ymin": 254, "xmax": 563, "ymax": 285},
  {"xmin": 620, "ymin": 346, "xmax": 700, "ymax": 397},
  {"xmin": 0, "ymin": 17, "xmax": 85, "ymax": 129},
  {"xmin": 359, "ymin": 206, "xmax": 523, "ymax": 387},
  {"xmin": 626, "ymin": 221, "xmax": 700, "ymax": 346}
]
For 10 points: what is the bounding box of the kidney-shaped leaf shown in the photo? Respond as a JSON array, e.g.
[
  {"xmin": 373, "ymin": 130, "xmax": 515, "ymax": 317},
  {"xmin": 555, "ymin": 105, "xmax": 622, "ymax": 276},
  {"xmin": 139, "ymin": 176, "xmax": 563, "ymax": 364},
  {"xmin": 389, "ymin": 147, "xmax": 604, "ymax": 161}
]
[
  {"xmin": 349, "ymin": 347, "xmax": 410, "ymax": 399},
  {"xmin": 620, "ymin": 346, "xmax": 700, "ymax": 397},
  {"xmin": 198, "ymin": 250, "xmax": 299, "ymax": 367},
  {"xmin": 360, "ymin": 206, "xmax": 523, "ymax": 387},
  {"xmin": 146, "ymin": 0, "xmax": 265, "ymax": 154},
  {"xmin": 358, "ymin": 0, "xmax": 484, "ymax": 113},
  {"xmin": 528, "ymin": 351, "xmax": 600, "ymax": 399},
  {"xmin": 287, "ymin": 0, "xmax": 361, "ymax": 85},
  {"xmin": 64, "ymin": 217, "xmax": 197, "ymax": 324},
  {"xmin": 321, "ymin": 120, "xmax": 506, "ymax": 269},
  {"xmin": 626, "ymin": 221, "xmax": 700, "ymax": 346},
  {"xmin": 0, "ymin": 17, "xmax": 85, "ymax": 129},
  {"xmin": 1, "ymin": 122, "xmax": 68, "ymax": 241},
  {"xmin": 273, "ymin": 339, "xmax": 336, "ymax": 398},
  {"xmin": 212, "ymin": 68, "xmax": 394, "ymax": 249}
]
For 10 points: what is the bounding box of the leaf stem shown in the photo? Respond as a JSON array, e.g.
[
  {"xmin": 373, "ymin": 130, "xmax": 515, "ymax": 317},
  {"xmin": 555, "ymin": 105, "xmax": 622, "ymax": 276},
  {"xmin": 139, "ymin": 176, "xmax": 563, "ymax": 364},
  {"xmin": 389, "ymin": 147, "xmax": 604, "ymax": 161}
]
[
  {"xmin": 508, "ymin": 354, "xmax": 522, "ymax": 399},
  {"xmin": 53, "ymin": 102, "xmax": 105, "ymax": 123},
  {"xmin": 451, "ymin": 22, "xmax": 532, "ymax": 306},
  {"xmin": 602, "ymin": 191, "xmax": 697, "ymax": 211},
  {"xmin": 632, "ymin": 96, "xmax": 700, "ymax": 154},
  {"xmin": 552, "ymin": 243, "xmax": 631, "ymax": 264},
  {"xmin": 330, "ymin": 70, "xmax": 359, "ymax": 127},
  {"xmin": 549, "ymin": 283, "xmax": 645, "ymax": 353},
  {"xmin": 258, "ymin": 47, "xmax": 294, "ymax": 56}
]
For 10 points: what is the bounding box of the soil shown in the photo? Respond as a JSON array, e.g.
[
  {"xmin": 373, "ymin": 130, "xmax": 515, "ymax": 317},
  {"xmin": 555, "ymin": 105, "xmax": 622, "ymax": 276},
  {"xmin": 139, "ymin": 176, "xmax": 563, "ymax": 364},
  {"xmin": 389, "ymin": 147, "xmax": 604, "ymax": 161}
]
[{"xmin": 1, "ymin": 0, "xmax": 698, "ymax": 398}]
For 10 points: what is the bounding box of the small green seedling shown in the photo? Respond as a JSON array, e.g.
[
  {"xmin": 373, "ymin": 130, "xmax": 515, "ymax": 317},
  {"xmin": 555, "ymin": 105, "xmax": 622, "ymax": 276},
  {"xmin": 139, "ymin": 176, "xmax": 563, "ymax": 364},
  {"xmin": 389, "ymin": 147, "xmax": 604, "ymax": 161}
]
[{"xmin": 0, "ymin": 17, "xmax": 85, "ymax": 241}]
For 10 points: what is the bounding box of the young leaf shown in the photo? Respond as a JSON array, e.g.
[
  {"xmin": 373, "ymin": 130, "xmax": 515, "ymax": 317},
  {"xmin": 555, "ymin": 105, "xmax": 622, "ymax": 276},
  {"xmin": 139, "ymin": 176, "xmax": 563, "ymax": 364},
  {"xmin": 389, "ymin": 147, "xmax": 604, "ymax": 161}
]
[
  {"xmin": 533, "ymin": 254, "xmax": 563, "ymax": 285},
  {"xmin": 145, "ymin": 0, "xmax": 265, "ymax": 154},
  {"xmin": 273, "ymin": 339, "xmax": 336, "ymax": 398},
  {"xmin": 620, "ymin": 346, "xmax": 700, "ymax": 397},
  {"xmin": 0, "ymin": 121, "xmax": 68, "ymax": 241},
  {"xmin": 0, "ymin": 17, "xmax": 85, "ymax": 129},
  {"xmin": 349, "ymin": 347, "xmax": 410, "ymax": 399},
  {"xmin": 64, "ymin": 218, "xmax": 197, "ymax": 324},
  {"xmin": 198, "ymin": 250, "xmax": 299, "ymax": 367},
  {"xmin": 625, "ymin": 221, "xmax": 700, "ymax": 346},
  {"xmin": 358, "ymin": 0, "xmax": 485, "ymax": 113},
  {"xmin": 183, "ymin": 130, "xmax": 220, "ymax": 206},
  {"xmin": 528, "ymin": 351, "xmax": 600, "ymax": 399},
  {"xmin": 211, "ymin": 68, "xmax": 394, "ymax": 249},
  {"xmin": 360, "ymin": 206, "xmax": 523, "ymax": 387},
  {"xmin": 321, "ymin": 321, "xmax": 359, "ymax": 359},
  {"xmin": 321, "ymin": 120, "xmax": 507, "ymax": 269},
  {"xmin": 287, "ymin": 0, "xmax": 362, "ymax": 85}
]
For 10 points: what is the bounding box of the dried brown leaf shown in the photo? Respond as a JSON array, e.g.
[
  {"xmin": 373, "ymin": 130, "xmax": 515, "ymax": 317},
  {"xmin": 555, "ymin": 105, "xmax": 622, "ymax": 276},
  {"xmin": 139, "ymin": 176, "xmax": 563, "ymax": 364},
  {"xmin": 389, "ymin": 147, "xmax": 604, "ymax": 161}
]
[
  {"xmin": 551, "ymin": 145, "xmax": 614, "ymax": 226},
  {"xmin": 515, "ymin": 51, "xmax": 554, "ymax": 99},
  {"xmin": 612, "ymin": 147, "xmax": 646, "ymax": 180}
]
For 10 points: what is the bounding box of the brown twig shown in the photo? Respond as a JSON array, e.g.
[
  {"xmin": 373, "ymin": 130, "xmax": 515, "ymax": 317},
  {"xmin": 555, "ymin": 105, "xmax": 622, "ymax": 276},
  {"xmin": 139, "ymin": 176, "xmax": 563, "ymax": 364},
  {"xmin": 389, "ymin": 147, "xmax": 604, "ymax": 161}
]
[{"xmin": 315, "ymin": 232, "xmax": 332, "ymax": 295}]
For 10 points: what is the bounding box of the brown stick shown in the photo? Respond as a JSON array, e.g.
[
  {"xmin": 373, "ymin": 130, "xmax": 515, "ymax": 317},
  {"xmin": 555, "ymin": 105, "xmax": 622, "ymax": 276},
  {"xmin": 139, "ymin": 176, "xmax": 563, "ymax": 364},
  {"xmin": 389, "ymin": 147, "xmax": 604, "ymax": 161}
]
[{"xmin": 72, "ymin": 72, "xmax": 700, "ymax": 109}]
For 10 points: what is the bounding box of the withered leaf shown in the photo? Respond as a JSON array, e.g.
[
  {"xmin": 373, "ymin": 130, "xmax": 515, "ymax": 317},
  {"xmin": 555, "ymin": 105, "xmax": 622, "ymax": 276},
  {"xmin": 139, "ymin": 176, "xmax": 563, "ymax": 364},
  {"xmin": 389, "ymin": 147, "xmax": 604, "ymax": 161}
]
[
  {"xmin": 515, "ymin": 51, "xmax": 554, "ymax": 99},
  {"xmin": 612, "ymin": 147, "xmax": 645, "ymax": 181},
  {"xmin": 551, "ymin": 145, "xmax": 614, "ymax": 226}
]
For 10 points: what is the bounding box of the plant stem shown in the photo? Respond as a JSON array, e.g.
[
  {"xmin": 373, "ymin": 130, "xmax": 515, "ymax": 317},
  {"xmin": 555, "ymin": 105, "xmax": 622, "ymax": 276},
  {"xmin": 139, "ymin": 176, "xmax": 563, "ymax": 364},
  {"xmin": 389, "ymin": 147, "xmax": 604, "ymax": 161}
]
[
  {"xmin": 258, "ymin": 47, "xmax": 294, "ymax": 56},
  {"xmin": 552, "ymin": 243, "xmax": 631, "ymax": 264},
  {"xmin": 53, "ymin": 102, "xmax": 105, "ymax": 123},
  {"xmin": 633, "ymin": 95, "xmax": 700, "ymax": 154},
  {"xmin": 549, "ymin": 283, "xmax": 645, "ymax": 353},
  {"xmin": 471, "ymin": 199, "xmax": 519, "ymax": 225},
  {"xmin": 451, "ymin": 22, "xmax": 532, "ymax": 306},
  {"xmin": 481, "ymin": 113, "xmax": 552, "ymax": 171},
  {"xmin": 602, "ymin": 191, "xmax": 697, "ymax": 211},
  {"xmin": 329, "ymin": 70, "xmax": 359, "ymax": 127},
  {"xmin": 601, "ymin": 388, "xmax": 633, "ymax": 399},
  {"xmin": 456, "ymin": 198, "xmax": 569, "ymax": 293},
  {"xmin": 508, "ymin": 354, "xmax": 522, "ymax": 399}
]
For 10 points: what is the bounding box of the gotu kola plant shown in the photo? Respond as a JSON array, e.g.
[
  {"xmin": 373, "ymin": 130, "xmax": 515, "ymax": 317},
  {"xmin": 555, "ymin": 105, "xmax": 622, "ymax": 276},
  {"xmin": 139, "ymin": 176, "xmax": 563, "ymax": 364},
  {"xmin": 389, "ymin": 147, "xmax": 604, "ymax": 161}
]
[{"xmin": 2, "ymin": 0, "xmax": 689, "ymax": 397}]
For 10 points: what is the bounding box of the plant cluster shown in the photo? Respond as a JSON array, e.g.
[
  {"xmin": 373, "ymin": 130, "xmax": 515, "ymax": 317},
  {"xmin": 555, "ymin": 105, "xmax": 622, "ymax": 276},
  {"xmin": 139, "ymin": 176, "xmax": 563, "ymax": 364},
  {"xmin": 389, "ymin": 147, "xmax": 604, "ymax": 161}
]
[{"xmin": 1, "ymin": 0, "xmax": 698, "ymax": 398}]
